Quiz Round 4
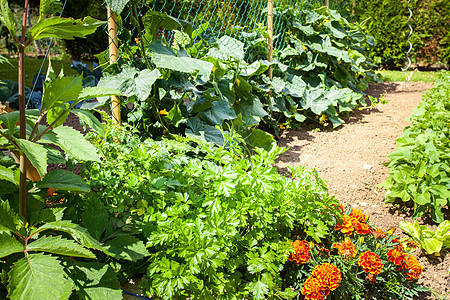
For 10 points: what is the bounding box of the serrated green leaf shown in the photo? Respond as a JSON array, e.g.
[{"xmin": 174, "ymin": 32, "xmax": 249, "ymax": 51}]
[
  {"xmin": 42, "ymin": 75, "xmax": 83, "ymax": 112},
  {"xmin": 45, "ymin": 126, "xmax": 100, "ymax": 162},
  {"xmin": 0, "ymin": 233, "xmax": 24, "ymax": 258},
  {"xmin": 82, "ymin": 200, "xmax": 108, "ymax": 241},
  {"xmin": 71, "ymin": 109, "xmax": 104, "ymax": 135},
  {"xmin": 27, "ymin": 235, "xmax": 95, "ymax": 258},
  {"xmin": 0, "ymin": 0, "xmax": 16, "ymax": 37},
  {"xmin": 29, "ymin": 16, "xmax": 105, "ymax": 40},
  {"xmin": 14, "ymin": 138, "xmax": 47, "ymax": 178},
  {"xmin": 77, "ymin": 86, "xmax": 124, "ymax": 101},
  {"xmin": 39, "ymin": 0, "xmax": 63, "ymax": 17},
  {"xmin": 36, "ymin": 170, "xmax": 89, "ymax": 192},
  {"xmin": 102, "ymin": 235, "xmax": 150, "ymax": 261},
  {"xmin": 0, "ymin": 199, "xmax": 21, "ymax": 233},
  {"xmin": 33, "ymin": 220, "xmax": 103, "ymax": 251},
  {"xmin": 248, "ymin": 280, "xmax": 268, "ymax": 299},
  {"xmin": 0, "ymin": 110, "xmax": 19, "ymax": 136},
  {"xmin": 0, "ymin": 165, "xmax": 17, "ymax": 185},
  {"xmin": 70, "ymin": 261, "xmax": 122, "ymax": 300},
  {"xmin": 8, "ymin": 253, "xmax": 66, "ymax": 300}
]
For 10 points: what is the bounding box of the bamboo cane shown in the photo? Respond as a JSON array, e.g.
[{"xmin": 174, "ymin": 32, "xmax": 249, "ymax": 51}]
[{"xmin": 107, "ymin": 7, "xmax": 121, "ymax": 124}]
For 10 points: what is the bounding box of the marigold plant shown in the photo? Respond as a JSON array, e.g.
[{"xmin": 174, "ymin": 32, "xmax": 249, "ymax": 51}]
[
  {"xmin": 289, "ymin": 240, "xmax": 311, "ymax": 265},
  {"xmin": 333, "ymin": 238, "xmax": 357, "ymax": 259},
  {"xmin": 358, "ymin": 251, "xmax": 384, "ymax": 275}
]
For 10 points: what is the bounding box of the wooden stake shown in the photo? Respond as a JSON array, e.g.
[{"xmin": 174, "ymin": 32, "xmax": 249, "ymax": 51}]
[
  {"xmin": 107, "ymin": 7, "xmax": 121, "ymax": 124},
  {"xmin": 325, "ymin": 0, "xmax": 329, "ymax": 9}
]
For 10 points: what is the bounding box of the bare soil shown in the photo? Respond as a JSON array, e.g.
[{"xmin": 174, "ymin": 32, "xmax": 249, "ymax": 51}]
[{"xmin": 276, "ymin": 81, "xmax": 450, "ymax": 298}]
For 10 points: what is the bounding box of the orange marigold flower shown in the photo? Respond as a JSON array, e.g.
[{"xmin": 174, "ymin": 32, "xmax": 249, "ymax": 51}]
[
  {"xmin": 387, "ymin": 248, "xmax": 406, "ymax": 266},
  {"xmin": 334, "ymin": 215, "xmax": 357, "ymax": 235},
  {"xmin": 349, "ymin": 208, "xmax": 366, "ymax": 223},
  {"xmin": 355, "ymin": 222, "xmax": 373, "ymax": 235},
  {"xmin": 390, "ymin": 238, "xmax": 404, "ymax": 251},
  {"xmin": 289, "ymin": 240, "xmax": 311, "ymax": 265},
  {"xmin": 312, "ymin": 263, "xmax": 342, "ymax": 291},
  {"xmin": 301, "ymin": 277, "xmax": 330, "ymax": 300},
  {"xmin": 404, "ymin": 255, "xmax": 423, "ymax": 281},
  {"xmin": 358, "ymin": 251, "xmax": 383, "ymax": 275},
  {"xmin": 366, "ymin": 273, "xmax": 377, "ymax": 284},
  {"xmin": 406, "ymin": 239, "xmax": 419, "ymax": 249},
  {"xmin": 333, "ymin": 238, "xmax": 357, "ymax": 259},
  {"xmin": 372, "ymin": 228, "xmax": 386, "ymax": 239}
]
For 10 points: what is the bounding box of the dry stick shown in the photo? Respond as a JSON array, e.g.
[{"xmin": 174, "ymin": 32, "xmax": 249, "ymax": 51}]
[
  {"xmin": 107, "ymin": 7, "xmax": 121, "ymax": 124},
  {"xmin": 19, "ymin": 0, "xmax": 30, "ymax": 220},
  {"xmin": 267, "ymin": 0, "xmax": 274, "ymax": 97}
]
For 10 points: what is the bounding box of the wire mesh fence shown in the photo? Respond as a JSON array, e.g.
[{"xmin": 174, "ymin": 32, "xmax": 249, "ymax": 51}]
[{"xmin": 102, "ymin": 0, "xmax": 355, "ymax": 127}]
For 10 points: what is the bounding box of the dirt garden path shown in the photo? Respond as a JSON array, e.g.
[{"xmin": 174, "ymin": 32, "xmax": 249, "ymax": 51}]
[{"xmin": 276, "ymin": 81, "xmax": 450, "ymax": 298}]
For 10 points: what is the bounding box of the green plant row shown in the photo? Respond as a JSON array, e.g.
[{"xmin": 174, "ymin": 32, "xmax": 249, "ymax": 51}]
[{"xmin": 379, "ymin": 71, "xmax": 450, "ymax": 223}]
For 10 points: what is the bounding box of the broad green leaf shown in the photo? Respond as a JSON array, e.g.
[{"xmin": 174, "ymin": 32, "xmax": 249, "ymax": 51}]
[
  {"xmin": 45, "ymin": 145, "xmax": 65, "ymax": 164},
  {"xmin": 292, "ymin": 21, "xmax": 316, "ymax": 36},
  {"xmin": 36, "ymin": 170, "xmax": 90, "ymax": 192},
  {"xmin": 245, "ymin": 129, "xmax": 276, "ymax": 152},
  {"xmin": 240, "ymin": 61, "xmax": 269, "ymax": 77},
  {"xmin": 422, "ymin": 238, "xmax": 443, "ymax": 255},
  {"xmin": 105, "ymin": 0, "xmax": 131, "ymax": 15},
  {"xmin": 134, "ymin": 69, "xmax": 161, "ymax": 101},
  {"xmin": 39, "ymin": 0, "xmax": 62, "ymax": 17},
  {"xmin": 186, "ymin": 118, "xmax": 225, "ymax": 146},
  {"xmin": 82, "ymin": 200, "xmax": 108, "ymax": 241},
  {"xmin": 70, "ymin": 261, "xmax": 122, "ymax": 300},
  {"xmin": 0, "ymin": 111, "xmax": 19, "ymax": 135},
  {"xmin": 200, "ymin": 100, "xmax": 236, "ymax": 125},
  {"xmin": 102, "ymin": 236, "xmax": 150, "ymax": 261},
  {"xmin": 47, "ymin": 104, "xmax": 70, "ymax": 128},
  {"xmin": 42, "ymin": 75, "xmax": 83, "ymax": 111},
  {"xmin": 435, "ymin": 220, "xmax": 450, "ymax": 237},
  {"xmin": 0, "ymin": 199, "xmax": 21, "ymax": 233},
  {"xmin": 34, "ymin": 220, "xmax": 103, "ymax": 251},
  {"xmin": 14, "ymin": 138, "xmax": 47, "ymax": 178},
  {"xmin": 7, "ymin": 253, "xmax": 66, "ymax": 300},
  {"xmin": 0, "ymin": 0, "xmax": 16, "ymax": 36},
  {"xmin": 29, "ymin": 16, "xmax": 105, "ymax": 40},
  {"xmin": 45, "ymin": 126, "xmax": 100, "ymax": 162},
  {"xmin": 301, "ymin": 88, "xmax": 330, "ymax": 115},
  {"xmin": 77, "ymin": 86, "xmax": 124, "ymax": 101},
  {"xmin": 165, "ymin": 102, "xmax": 185, "ymax": 127},
  {"xmin": 71, "ymin": 109, "xmax": 104, "ymax": 135},
  {"xmin": 207, "ymin": 36, "xmax": 245, "ymax": 62},
  {"xmin": 0, "ymin": 165, "xmax": 16, "ymax": 185},
  {"xmin": 0, "ymin": 233, "xmax": 24, "ymax": 258},
  {"xmin": 149, "ymin": 42, "xmax": 213, "ymax": 79},
  {"xmin": 27, "ymin": 235, "xmax": 95, "ymax": 258}
]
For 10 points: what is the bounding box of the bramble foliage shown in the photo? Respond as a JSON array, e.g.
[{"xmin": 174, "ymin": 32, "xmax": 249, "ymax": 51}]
[
  {"xmin": 378, "ymin": 71, "xmax": 450, "ymax": 223},
  {"xmin": 285, "ymin": 207, "xmax": 427, "ymax": 300},
  {"xmin": 83, "ymin": 123, "xmax": 341, "ymax": 299}
]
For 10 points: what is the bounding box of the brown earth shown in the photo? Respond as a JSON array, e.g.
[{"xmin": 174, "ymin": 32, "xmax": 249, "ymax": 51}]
[{"xmin": 276, "ymin": 81, "xmax": 450, "ymax": 299}]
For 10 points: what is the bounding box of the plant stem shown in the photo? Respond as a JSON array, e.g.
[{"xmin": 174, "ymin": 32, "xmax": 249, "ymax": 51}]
[{"xmin": 19, "ymin": 0, "xmax": 30, "ymax": 221}]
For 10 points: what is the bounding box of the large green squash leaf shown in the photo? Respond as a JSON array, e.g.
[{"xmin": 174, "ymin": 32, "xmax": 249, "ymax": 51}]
[
  {"xmin": 7, "ymin": 253, "xmax": 66, "ymax": 300},
  {"xmin": 186, "ymin": 118, "xmax": 225, "ymax": 146},
  {"xmin": 36, "ymin": 170, "xmax": 90, "ymax": 192},
  {"xmin": 149, "ymin": 42, "xmax": 213, "ymax": 80},
  {"xmin": 70, "ymin": 261, "xmax": 122, "ymax": 300},
  {"xmin": 200, "ymin": 100, "xmax": 236, "ymax": 125},
  {"xmin": 0, "ymin": 233, "xmax": 24, "ymax": 258},
  {"xmin": 207, "ymin": 36, "xmax": 245, "ymax": 62},
  {"xmin": 245, "ymin": 129, "xmax": 276, "ymax": 152},
  {"xmin": 29, "ymin": 16, "xmax": 105, "ymax": 40},
  {"xmin": 105, "ymin": 0, "xmax": 131, "ymax": 15}
]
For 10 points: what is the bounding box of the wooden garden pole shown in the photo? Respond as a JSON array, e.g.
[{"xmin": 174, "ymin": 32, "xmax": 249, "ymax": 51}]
[
  {"xmin": 325, "ymin": 0, "xmax": 329, "ymax": 8},
  {"xmin": 107, "ymin": 7, "xmax": 121, "ymax": 124}
]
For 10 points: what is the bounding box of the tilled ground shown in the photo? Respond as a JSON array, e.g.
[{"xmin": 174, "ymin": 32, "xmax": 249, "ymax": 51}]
[{"xmin": 276, "ymin": 81, "xmax": 450, "ymax": 299}]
